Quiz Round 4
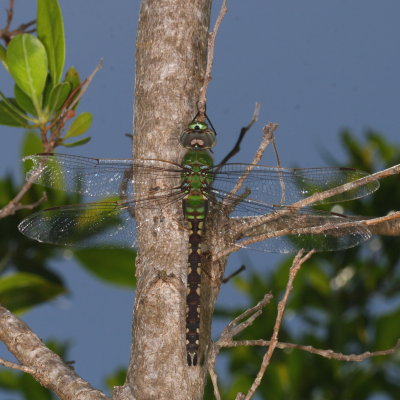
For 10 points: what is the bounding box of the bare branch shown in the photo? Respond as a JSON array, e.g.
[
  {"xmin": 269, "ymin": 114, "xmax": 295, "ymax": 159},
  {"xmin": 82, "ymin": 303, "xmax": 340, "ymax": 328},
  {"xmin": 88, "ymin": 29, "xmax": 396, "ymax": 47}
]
[
  {"xmin": 221, "ymin": 265, "xmax": 246, "ymax": 283},
  {"xmin": 0, "ymin": 170, "xmax": 46, "ymax": 219},
  {"xmin": 0, "ymin": 0, "xmax": 36, "ymax": 44},
  {"xmin": 6, "ymin": 0, "xmax": 15, "ymax": 31},
  {"xmin": 219, "ymin": 102, "xmax": 261, "ymax": 165},
  {"xmin": 215, "ymin": 163, "xmax": 400, "ymax": 260},
  {"xmin": 223, "ymin": 122, "xmax": 278, "ymax": 205},
  {"xmin": 224, "ymin": 338, "xmax": 400, "ymax": 362},
  {"xmin": 291, "ymin": 163, "xmax": 400, "ymax": 209},
  {"xmin": 242, "ymin": 250, "xmax": 314, "ymax": 400},
  {"xmin": 0, "ymin": 306, "xmax": 108, "ymax": 400},
  {"xmin": 220, "ymin": 292, "xmax": 273, "ymax": 340},
  {"xmin": 197, "ymin": 0, "xmax": 228, "ymax": 115},
  {"xmin": 0, "ymin": 357, "xmax": 35, "ymax": 374},
  {"xmin": 209, "ymin": 367, "xmax": 222, "ymax": 400},
  {"xmin": 208, "ymin": 292, "xmax": 273, "ymax": 399},
  {"xmin": 47, "ymin": 60, "xmax": 103, "ymax": 149}
]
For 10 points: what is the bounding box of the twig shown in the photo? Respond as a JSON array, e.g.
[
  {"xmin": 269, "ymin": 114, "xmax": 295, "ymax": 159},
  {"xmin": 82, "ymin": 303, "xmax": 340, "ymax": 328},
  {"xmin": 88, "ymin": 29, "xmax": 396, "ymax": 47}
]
[
  {"xmin": 0, "ymin": 357, "xmax": 35, "ymax": 374},
  {"xmin": 208, "ymin": 293, "xmax": 273, "ymax": 398},
  {"xmin": 46, "ymin": 60, "xmax": 103, "ymax": 150},
  {"xmin": 0, "ymin": 170, "xmax": 46, "ymax": 219},
  {"xmin": 0, "ymin": 0, "xmax": 36, "ymax": 44},
  {"xmin": 209, "ymin": 367, "xmax": 222, "ymax": 400},
  {"xmin": 0, "ymin": 306, "xmax": 108, "ymax": 400},
  {"xmin": 223, "ymin": 123, "xmax": 278, "ymax": 205},
  {"xmin": 197, "ymin": 0, "xmax": 228, "ymax": 115},
  {"xmin": 271, "ymin": 130, "xmax": 287, "ymax": 204},
  {"xmin": 219, "ymin": 102, "xmax": 261, "ymax": 165},
  {"xmin": 221, "ymin": 265, "xmax": 246, "ymax": 283},
  {"xmin": 215, "ymin": 163, "xmax": 400, "ymax": 260},
  {"xmin": 222, "ymin": 338, "xmax": 400, "ymax": 362},
  {"xmin": 243, "ymin": 250, "xmax": 314, "ymax": 400},
  {"xmin": 220, "ymin": 292, "xmax": 273, "ymax": 340},
  {"xmin": 5, "ymin": 0, "xmax": 14, "ymax": 32}
]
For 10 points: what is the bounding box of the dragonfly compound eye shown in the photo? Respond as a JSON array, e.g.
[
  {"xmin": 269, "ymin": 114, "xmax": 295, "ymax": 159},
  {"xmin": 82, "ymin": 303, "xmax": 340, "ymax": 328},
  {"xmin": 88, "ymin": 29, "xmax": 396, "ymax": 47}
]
[{"xmin": 188, "ymin": 121, "xmax": 208, "ymax": 131}]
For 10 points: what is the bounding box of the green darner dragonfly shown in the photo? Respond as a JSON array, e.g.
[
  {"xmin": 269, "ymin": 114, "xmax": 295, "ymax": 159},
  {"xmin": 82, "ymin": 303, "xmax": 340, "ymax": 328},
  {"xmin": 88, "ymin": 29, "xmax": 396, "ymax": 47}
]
[{"xmin": 18, "ymin": 116, "xmax": 379, "ymax": 366}]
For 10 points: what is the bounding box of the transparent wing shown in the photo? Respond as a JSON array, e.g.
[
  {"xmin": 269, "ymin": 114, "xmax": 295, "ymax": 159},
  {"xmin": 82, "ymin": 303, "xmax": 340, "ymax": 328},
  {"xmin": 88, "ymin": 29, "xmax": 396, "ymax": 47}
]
[
  {"xmin": 23, "ymin": 153, "xmax": 183, "ymax": 198},
  {"xmin": 234, "ymin": 207, "xmax": 371, "ymax": 253},
  {"xmin": 18, "ymin": 201, "xmax": 137, "ymax": 247},
  {"xmin": 18, "ymin": 185, "xmax": 187, "ymax": 247},
  {"xmin": 211, "ymin": 164, "xmax": 379, "ymax": 205},
  {"xmin": 208, "ymin": 193, "xmax": 371, "ymax": 252}
]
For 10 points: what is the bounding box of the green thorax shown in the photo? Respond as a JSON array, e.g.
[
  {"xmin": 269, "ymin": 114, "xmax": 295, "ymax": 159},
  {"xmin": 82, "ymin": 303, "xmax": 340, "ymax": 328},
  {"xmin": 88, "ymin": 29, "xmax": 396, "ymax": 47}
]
[
  {"xmin": 180, "ymin": 149, "xmax": 214, "ymax": 220},
  {"xmin": 180, "ymin": 118, "xmax": 216, "ymax": 220}
]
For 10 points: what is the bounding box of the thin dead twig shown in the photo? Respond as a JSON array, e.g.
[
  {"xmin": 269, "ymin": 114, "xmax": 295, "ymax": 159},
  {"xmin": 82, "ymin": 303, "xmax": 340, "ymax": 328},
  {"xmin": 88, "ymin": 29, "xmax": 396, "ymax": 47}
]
[
  {"xmin": 219, "ymin": 102, "xmax": 261, "ymax": 166},
  {"xmin": 0, "ymin": 357, "xmax": 35, "ymax": 374},
  {"xmin": 220, "ymin": 292, "xmax": 273, "ymax": 340},
  {"xmin": 0, "ymin": 169, "xmax": 46, "ymax": 219},
  {"xmin": 271, "ymin": 130, "xmax": 287, "ymax": 204},
  {"xmin": 221, "ymin": 265, "xmax": 246, "ymax": 283},
  {"xmin": 46, "ymin": 60, "xmax": 103, "ymax": 149},
  {"xmin": 197, "ymin": 0, "xmax": 228, "ymax": 115},
  {"xmin": 215, "ymin": 163, "xmax": 400, "ymax": 260},
  {"xmin": 208, "ymin": 293, "xmax": 273, "ymax": 399},
  {"xmin": 209, "ymin": 367, "xmax": 222, "ymax": 400},
  {"xmin": 242, "ymin": 250, "xmax": 314, "ymax": 400},
  {"xmin": 226, "ymin": 339, "xmax": 400, "ymax": 362},
  {"xmin": 223, "ymin": 122, "xmax": 278, "ymax": 204},
  {"xmin": 0, "ymin": 0, "xmax": 36, "ymax": 44}
]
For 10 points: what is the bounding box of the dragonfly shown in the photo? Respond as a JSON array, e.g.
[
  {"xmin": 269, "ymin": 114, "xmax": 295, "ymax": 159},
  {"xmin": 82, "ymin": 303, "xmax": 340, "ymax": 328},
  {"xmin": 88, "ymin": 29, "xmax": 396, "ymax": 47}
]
[{"xmin": 18, "ymin": 115, "xmax": 379, "ymax": 366}]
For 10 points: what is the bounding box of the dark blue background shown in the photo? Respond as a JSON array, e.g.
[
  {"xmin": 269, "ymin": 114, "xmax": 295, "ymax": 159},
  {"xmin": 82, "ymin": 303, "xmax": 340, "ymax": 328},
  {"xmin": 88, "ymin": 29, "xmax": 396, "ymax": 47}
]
[{"xmin": 1, "ymin": 1, "xmax": 399, "ymax": 397}]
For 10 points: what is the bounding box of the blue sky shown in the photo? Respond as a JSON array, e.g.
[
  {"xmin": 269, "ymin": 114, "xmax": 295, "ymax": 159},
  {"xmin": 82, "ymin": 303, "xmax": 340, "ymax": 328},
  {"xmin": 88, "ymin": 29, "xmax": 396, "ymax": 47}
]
[{"xmin": 1, "ymin": 0, "xmax": 399, "ymax": 397}]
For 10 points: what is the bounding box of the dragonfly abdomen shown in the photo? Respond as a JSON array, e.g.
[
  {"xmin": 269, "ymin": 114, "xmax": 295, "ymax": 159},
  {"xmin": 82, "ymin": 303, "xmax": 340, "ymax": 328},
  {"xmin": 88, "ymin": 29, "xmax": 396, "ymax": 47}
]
[{"xmin": 183, "ymin": 196, "xmax": 207, "ymax": 366}]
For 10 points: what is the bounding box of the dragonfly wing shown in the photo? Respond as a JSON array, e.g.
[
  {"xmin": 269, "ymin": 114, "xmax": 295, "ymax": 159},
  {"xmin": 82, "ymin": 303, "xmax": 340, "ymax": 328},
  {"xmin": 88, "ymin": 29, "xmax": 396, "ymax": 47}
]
[
  {"xmin": 18, "ymin": 187, "xmax": 186, "ymax": 247},
  {"xmin": 18, "ymin": 201, "xmax": 137, "ymax": 247},
  {"xmin": 208, "ymin": 191, "xmax": 371, "ymax": 252},
  {"xmin": 233, "ymin": 207, "xmax": 371, "ymax": 253},
  {"xmin": 23, "ymin": 153, "xmax": 183, "ymax": 198},
  {"xmin": 211, "ymin": 164, "xmax": 379, "ymax": 205}
]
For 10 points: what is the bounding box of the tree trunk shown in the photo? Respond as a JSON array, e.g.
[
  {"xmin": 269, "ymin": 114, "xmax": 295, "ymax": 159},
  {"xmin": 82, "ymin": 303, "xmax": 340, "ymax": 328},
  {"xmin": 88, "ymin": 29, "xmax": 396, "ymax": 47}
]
[{"xmin": 115, "ymin": 1, "xmax": 213, "ymax": 398}]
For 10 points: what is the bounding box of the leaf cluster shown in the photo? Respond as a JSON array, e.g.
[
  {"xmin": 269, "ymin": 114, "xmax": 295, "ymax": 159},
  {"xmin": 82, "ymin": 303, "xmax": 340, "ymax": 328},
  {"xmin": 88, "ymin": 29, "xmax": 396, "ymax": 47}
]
[{"xmin": 0, "ymin": 0, "xmax": 92, "ymax": 148}]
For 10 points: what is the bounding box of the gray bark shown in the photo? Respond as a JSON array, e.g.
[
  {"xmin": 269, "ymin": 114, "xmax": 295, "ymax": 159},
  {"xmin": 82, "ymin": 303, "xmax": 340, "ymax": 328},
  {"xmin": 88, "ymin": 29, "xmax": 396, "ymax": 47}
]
[{"xmin": 116, "ymin": 1, "xmax": 215, "ymax": 399}]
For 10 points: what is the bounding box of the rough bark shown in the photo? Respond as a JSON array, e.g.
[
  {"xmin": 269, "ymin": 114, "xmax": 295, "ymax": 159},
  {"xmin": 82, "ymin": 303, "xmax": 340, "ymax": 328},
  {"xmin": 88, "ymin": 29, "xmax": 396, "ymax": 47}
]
[
  {"xmin": 116, "ymin": 1, "xmax": 214, "ymax": 399},
  {"xmin": 0, "ymin": 306, "xmax": 108, "ymax": 400}
]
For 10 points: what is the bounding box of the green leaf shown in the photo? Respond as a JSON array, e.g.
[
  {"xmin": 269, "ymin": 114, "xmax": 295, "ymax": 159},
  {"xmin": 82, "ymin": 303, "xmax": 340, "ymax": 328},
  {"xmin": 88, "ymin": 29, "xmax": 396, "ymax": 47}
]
[
  {"xmin": 64, "ymin": 112, "xmax": 92, "ymax": 139},
  {"xmin": 21, "ymin": 131, "xmax": 42, "ymax": 159},
  {"xmin": 41, "ymin": 75, "xmax": 53, "ymax": 110},
  {"xmin": 6, "ymin": 34, "xmax": 48, "ymax": 112},
  {"xmin": 0, "ymin": 98, "xmax": 28, "ymax": 127},
  {"xmin": 61, "ymin": 136, "xmax": 91, "ymax": 147},
  {"xmin": 0, "ymin": 273, "xmax": 66, "ymax": 313},
  {"xmin": 64, "ymin": 66, "xmax": 80, "ymax": 91},
  {"xmin": 375, "ymin": 309, "xmax": 400, "ymax": 351},
  {"xmin": 37, "ymin": 0, "xmax": 65, "ymax": 85},
  {"xmin": 64, "ymin": 66, "xmax": 81, "ymax": 108},
  {"xmin": 0, "ymin": 370, "xmax": 19, "ymax": 390},
  {"xmin": 0, "ymin": 44, "xmax": 7, "ymax": 70},
  {"xmin": 14, "ymin": 84, "xmax": 36, "ymax": 116},
  {"xmin": 105, "ymin": 367, "xmax": 127, "ymax": 390},
  {"xmin": 74, "ymin": 248, "xmax": 136, "ymax": 288},
  {"xmin": 20, "ymin": 373, "xmax": 53, "ymax": 400},
  {"xmin": 47, "ymin": 81, "xmax": 71, "ymax": 113}
]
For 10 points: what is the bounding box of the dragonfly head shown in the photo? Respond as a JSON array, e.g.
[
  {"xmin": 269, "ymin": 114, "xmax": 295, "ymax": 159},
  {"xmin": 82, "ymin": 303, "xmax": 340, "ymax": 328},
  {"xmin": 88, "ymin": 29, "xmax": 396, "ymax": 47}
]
[{"xmin": 180, "ymin": 120, "xmax": 216, "ymax": 150}]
